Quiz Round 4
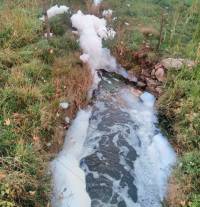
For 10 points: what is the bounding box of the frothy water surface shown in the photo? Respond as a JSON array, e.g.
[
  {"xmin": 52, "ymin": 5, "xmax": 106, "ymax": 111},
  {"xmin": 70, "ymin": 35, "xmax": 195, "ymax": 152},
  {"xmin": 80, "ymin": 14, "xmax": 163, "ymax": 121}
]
[{"xmin": 51, "ymin": 74, "xmax": 176, "ymax": 207}]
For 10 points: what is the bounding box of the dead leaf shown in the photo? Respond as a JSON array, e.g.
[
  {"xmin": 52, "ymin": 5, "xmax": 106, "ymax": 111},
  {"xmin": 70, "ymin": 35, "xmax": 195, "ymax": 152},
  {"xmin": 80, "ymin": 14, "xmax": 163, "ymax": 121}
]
[
  {"xmin": 33, "ymin": 135, "xmax": 40, "ymax": 143},
  {"xmin": 49, "ymin": 49, "xmax": 54, "ymax": 54},
  {"xmin": 0, "ymin": 172, "xmax": 6, "ymax": 181},
  {"xmin": 4, "ymin": 118, "xmax": 11, "ymax": 126},
  {"xmin": 180, "ymin": 200, "xmax": 186, "ymax": 206},
  {"xmin": 29, "ymin": 191, "xmax": 36, "ymax": 196}
]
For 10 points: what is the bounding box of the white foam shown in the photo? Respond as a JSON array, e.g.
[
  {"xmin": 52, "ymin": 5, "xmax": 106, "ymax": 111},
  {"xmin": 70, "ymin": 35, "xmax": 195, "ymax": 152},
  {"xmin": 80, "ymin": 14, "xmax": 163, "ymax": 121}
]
[
  {"xmin": 51, "ymin": 7, "xmax": 176, "ymax": 207},
  {"xmin": 40, "ymin": 5, "xmax": 69, "ymax": 21},
  {"xmin": 93, "ymin": 0, "xmax": 102, "ymax": 5},
  {"xmin": 71, "ymin": 11, "xmax": 118, "ymax": 95},
  {"xmin": 147, "ymin": 133, "xmax": 177, "ymax": 199},
  {"xmin": 80, "ymin": 53, "xmax": 90, "ymax": 63},
  {"xmin": 121, "ymin": 90, "xmax": 176, "ymax": 206},
  {"xmin": 102, "ymin": 9, "xmax": 113, "ymax": 17},
  {"xmin": 81, "ymin": 88, "xmax": 176, "ymax": 206},
  {"xmin": 107, "ymin": 28, "xmax": 116, "ymax": 39},
  {"xmin": 140, "ymin": 92, "xmax": 156, "ymax": 107},
  {"xmin": 51, "ymin": 109, "xmax": 92, "ymax": 207},
  {"xmin": 59, "ymin": 102, "xmax": 69, "ymax": 109}
]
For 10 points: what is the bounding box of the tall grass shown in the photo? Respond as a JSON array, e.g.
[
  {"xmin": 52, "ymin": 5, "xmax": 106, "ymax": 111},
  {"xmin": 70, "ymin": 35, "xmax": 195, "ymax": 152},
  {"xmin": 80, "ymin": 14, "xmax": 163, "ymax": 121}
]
[{"xmin": 0, "ymin": 1, "xmax": 90, "ymax": 206}]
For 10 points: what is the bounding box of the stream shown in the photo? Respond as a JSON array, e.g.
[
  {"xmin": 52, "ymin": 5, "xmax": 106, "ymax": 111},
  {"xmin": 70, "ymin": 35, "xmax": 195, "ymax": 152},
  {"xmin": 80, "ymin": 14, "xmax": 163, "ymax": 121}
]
[
  {"xmin": 50, "ymin": 8, "xmax": 176, "ymax": 207},
  {"xmin": 51, "ymin": 72, "xmax": 176, "ymax": 207}
]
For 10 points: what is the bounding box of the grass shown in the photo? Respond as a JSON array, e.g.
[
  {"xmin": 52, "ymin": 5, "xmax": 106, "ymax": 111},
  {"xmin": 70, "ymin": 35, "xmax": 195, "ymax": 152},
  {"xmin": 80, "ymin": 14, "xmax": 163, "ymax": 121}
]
[
  {"xmin": 0, "ymin": 0, "xmax": 199, "ymax": 206},
  {"xmin": 103, "ymin": 0, "xmax": 200, "ymax": 206},
  {"xmin": 0, "ymin": 0, "xmax": 90, "ymax": 206},
  {"xmin": 158, "ymin": 65, "xmax": 200, "ymax": 206},
  {"xmin": 103, "ymin": 0, "xmax": 199, "ymax": 70}
]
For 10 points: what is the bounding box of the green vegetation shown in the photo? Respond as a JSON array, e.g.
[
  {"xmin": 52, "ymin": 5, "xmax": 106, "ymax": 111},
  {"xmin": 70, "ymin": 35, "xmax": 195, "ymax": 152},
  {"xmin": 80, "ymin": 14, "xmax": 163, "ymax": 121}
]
[
  {"xmin": 0, "ymin": 0, "xmax": 89, "ymax": 206},
  {"xmin": 104, "ymin": 0, "xmax": 199, "ymax": 69},
  {"xmin": 159, "ymin": 65, "xmax": 200, "ymax": 206},
  {"xmin": 103, "ymin": 0, "xmax": 200, "ymax": 206},
  {"xmin": 0, "ymin": 0, "xmax": 199, "ymax": 206}
]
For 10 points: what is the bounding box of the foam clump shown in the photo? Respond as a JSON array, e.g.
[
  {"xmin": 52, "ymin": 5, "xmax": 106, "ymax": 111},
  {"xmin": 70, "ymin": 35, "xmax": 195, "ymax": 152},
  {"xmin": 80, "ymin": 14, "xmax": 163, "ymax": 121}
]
[
  {"xmin": 120, "ymin": 89, "xmax": 176, "ymax": 206},
  {"xmin": 71, "ymin": 11, "xmax": 117, "ymax": 95},
  {"xmin": 51, "ymin": 109, "xmax": 92, "ymax": 207},
  {"xmin": 107, "ymin": 28, "xmax": 116, "ymax": 39},
  {"xmin": 59, "ymin": 102, "xmax": 69, "ymax": 109},
  {"xmin": 148, "ymin": 133, "xmax": 177, "ymax": 199},
  {"xmin": 80, "ymin": 54, "xmax": 90, "ymax": 63},
  {"xmin": 102, "ymin": 9, "xmax": 113, "ymax": 17},
  {"xmin": 93, "ymin": 0, "xmax": 102, "ymax": 5},
  {"xmin": 140, "ymin": 92, "xmax": 155, "ymax": 107},
  {"xmin": 40, "ymin": 5, "xmax": 69, "ymax": 21}
]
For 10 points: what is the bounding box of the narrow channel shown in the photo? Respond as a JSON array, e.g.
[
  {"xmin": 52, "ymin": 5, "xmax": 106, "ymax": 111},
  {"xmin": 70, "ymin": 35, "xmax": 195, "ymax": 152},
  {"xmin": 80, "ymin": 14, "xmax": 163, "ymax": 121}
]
[{"xmin": 51, "ymin": 9, "xmax": 176, "ymax": 207}]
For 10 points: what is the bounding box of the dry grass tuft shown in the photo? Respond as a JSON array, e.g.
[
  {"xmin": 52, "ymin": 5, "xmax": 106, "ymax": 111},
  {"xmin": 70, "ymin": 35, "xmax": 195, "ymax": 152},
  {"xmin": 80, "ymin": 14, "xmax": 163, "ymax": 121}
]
[
  {"xmin": 166, "ymin": 176, "xmax": 189, "ymax": 207},
  {"xmin": 0, "ymin": 1, "xmax": 91, "ymax": 206},
  {"xmin": 48, "ymin": 52, "xmax": 92, "ymax": 151},
  {"xmin": 53, "ymin": 53, "xmax": 92, "ymax": 113}
]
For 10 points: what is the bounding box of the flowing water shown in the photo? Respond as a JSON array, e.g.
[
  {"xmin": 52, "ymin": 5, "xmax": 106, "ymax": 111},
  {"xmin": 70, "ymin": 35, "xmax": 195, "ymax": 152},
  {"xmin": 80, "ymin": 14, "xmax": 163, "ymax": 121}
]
[
  {"xmin": 51, "ymin": 73, "xmax": 176, "ymax": 207},
  {"xmin": 51, "ymin": 8, "xmax": 176, "ymax": 207}
]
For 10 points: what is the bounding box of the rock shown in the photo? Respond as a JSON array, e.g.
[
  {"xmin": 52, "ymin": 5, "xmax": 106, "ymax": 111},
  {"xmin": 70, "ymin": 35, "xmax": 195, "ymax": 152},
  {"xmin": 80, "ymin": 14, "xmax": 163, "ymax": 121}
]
[
  {"xmin": 161, "ymin": 58, "xmax": 196, "ymax": 70},
  {"xmin": 155, "ymin": 68, "xmax": 165, "ymax": 82},
  {"xmin": 59, "ymin": 102, "xmax": 69, "ymax": 109},
  {"xmin": 0, "ymin": 172, "xmax": 6, "ymax": 181},
  {"xmin": 141, "ymin": 69, "xmax": 150, "ymax": 77},
  {"xmin": 151, "ymin": 69, "xmax": 156, "ymax": 76},
  {"xmin": 161, "ymin": 58, "xmax": 183, "ymax": 69},
  {"xmin": 155, "ymin": 63, "xmax": 163, "ymax": 70},
  {"xmin": 140, "ymin": 26, "xmax": 159, "ymax": 37},
  {"xmin": 137, "ymin": 81, "xmax": 146, "ymax": 88},
  {"xmin": 155, "ymin": 86, "xmax": 162, "ymax": 94},
  {"xmin": 146, "ymin": 78, "xmax": 157, "ymax": 87},
  {"xmin": 146, "ymin": 86, "xmax": 157, "ymax": 94},
  {"xmin": 127, "ymin": 71, "xmax": 138, "ymax": 82}
]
